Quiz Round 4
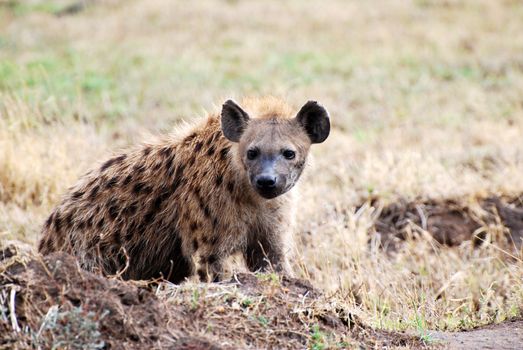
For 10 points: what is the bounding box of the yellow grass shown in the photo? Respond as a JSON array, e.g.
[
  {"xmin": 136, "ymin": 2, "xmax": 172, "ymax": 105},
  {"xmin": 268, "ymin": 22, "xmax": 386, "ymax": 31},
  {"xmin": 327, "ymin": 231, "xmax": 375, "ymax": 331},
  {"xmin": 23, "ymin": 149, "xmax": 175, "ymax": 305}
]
[{"xmin": 1, "ymin": 0, "xmax": 523, "ymax": 342}]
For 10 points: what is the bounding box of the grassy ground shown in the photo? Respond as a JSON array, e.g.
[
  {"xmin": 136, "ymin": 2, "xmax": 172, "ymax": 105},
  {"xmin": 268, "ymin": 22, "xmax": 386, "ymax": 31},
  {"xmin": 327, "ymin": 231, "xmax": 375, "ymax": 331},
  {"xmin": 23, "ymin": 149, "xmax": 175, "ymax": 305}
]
[{"xmin": 1, "ymin": 0, "xmax": 523, "ymax": 347}]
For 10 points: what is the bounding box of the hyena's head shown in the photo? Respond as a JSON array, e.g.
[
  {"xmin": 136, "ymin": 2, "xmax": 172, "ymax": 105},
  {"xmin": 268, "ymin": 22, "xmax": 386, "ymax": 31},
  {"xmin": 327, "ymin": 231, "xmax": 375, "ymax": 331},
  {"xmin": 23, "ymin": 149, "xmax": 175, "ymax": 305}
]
[{"xmin": 221, "ymin": 99, "xmax": 330, "ymax": 199}]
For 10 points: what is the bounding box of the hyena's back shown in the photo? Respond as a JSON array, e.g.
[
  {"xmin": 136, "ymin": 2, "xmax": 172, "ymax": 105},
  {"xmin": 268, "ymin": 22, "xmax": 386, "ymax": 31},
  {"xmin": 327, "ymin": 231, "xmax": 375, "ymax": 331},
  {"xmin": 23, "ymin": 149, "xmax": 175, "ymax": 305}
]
[{"xmin": 39, "ymin": 117, "xmax": 244, "ymax": 283}]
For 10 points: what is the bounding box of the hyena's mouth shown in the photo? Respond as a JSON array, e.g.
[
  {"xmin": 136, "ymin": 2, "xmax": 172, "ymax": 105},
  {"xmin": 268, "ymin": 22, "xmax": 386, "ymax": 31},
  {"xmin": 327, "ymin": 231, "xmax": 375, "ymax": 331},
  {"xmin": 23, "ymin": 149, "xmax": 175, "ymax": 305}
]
[{"xmin": 254, "ymin": 186, "xmax": 286, "ymax": 199}]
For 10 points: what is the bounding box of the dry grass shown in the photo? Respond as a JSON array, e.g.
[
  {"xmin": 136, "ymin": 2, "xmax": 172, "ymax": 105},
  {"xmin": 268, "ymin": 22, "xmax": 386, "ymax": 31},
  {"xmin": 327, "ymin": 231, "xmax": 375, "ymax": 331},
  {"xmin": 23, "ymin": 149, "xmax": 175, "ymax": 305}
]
[{"xmin": 1, "ymin": 0, "xmax": 523, "ymax": 346}]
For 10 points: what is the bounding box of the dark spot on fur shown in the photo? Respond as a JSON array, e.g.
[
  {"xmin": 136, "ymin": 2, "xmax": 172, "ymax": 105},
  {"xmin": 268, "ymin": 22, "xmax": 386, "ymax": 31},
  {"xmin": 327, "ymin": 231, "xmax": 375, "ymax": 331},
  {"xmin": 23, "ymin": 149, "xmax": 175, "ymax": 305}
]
[
  {"xmin": 194, "ymin": 186, "xmax": 201, "ymax": 198},
  {"xmin": 108, "ymin": 202, "xmax": 119, "ymax": 220},
  {"xmin": 188, "ymin": 156, "xmax": 196, "ymax": 166},
  {"xmin": 160, "ymin": 146, "xmax": 171, "ymax": 157},
  {"xmin": 196, "ymin": 192, "xmax": 210, "ymax": 218},
  {"xmin": 207, "ymin": 254, "xmax": 218, "ymax": 265},
  {"xmin": 101, "ymin": 154, "xmax": 126, "ymax": 172},
  {"xmin": 197, "ymin": 268, "xmax": 207, "ymax": 281},
  {"xmin": 87, "ymin": 177, "xmax": 97, "ymax": 188},
  {"xmin": 124, "ymin": 203, "xmax": 138, "ymax": 216},
  {"xmin": 190, "ymin": 221, "xmax": 198, "ymax": 231},
  {"xmin": 152, "ymin": 189, "xmax": 170, "ymax": 211},
  {"xmin": 64, "ymin": 212, "xmax": 73, "ymax": 228},
  {"xmin": 44, "ymin": 213, "xmax": 54, "ymax": 228},
  {"xmin": 153, "ymin": 162, "xmax": 162, "ymax": 171},
  {"xmin": 169, "ymin": 165, "xmax": 185, "ymax": 193},
  {"xmin": 71, "ymin": 190, "xmax": 84, "ymax": 200},
  {"xmin": 215, "ymin": 175, "xmax": 223, "ymax": 187},
  {"xmin": 206, "ymin": 145, "xmax": 216, "ymax": 156},
  {"xmin": 176, "ymin": 164, "xmax": 185, "ymax": 177},
  {"xmin": 210, "ymin": 235, "xmax": 219, "ymax": 245},
  {"xmin": 212, "ymin": 217, "xmax": 219, "ymax": 230},
  {"xmin": 143, "ymin": 146, "xmax": 152, "ymax": 156},
  {"xmin": 113, "ymin": 230, "xmax": 122, "ymax": 245},
  {"xmin": 165, "ymin": 155, "xmax": 174, "ymax": 172},
  {"xmin": 54, "ymin": 212, "xmax": 62, "ymax": 232},
  {"xmin": 202, "ymin": 236, "xmax": 209, "ymax": 244},
  {"xmin": 194, "ymin": 189, "xmax": 211, "ymax": 218},
  {"xmin": 170, "ymin": 178, "xmax": 182, "ymax": 193},
  {"xmin": 106, "ymin": 176, "xmax": 119, "ymax": 189},
  {"xmin": 97, "ymin": 217, "xmax": 105, "ymax": 230},
  {"xmin": 133, "ymin": 164, "xmax": 146, "ymax": 174},
  {"xmin": 123, "ymin": 174, "xmax": 133, "ymax": 186},
  {"xmin": 132, "ymin": 182, "xmax": 146, "ymax": 194},
  {"xmin": 194, "ymin": 141, "xmax": 203, "ymax": 152},
  {"xmin": 184, "ymin": 133, "xmax": 197, "ymax": 143},
  {"xmin": 144, "ymin": 210, "xmax": 156, "ymax": 225},
  {"xmin": 89, "ymin": 185, "xmax": 100, "ymax": 199},
  {"xmin": 207, "ymin": 131, "xmax": 221, "ymax": 145},
  {"xmin": 85, "ymin": 216, "xmax": 94, "ymax": 228},
  {"xmin": 192, "ymin": 238, "xmax": 199, "ymax": 251},
  {"xmin": 220, "ymin": 147, "xmax": 230, "ymax": 160},
  {"xmin": 227, "ymin": 181, "xmax": 235, "ymax": 193}
]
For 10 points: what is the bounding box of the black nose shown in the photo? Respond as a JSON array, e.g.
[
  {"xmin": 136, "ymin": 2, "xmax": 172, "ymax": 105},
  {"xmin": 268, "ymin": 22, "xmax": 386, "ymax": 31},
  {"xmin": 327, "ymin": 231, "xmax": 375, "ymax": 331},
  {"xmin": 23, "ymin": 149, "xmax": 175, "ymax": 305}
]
[{"xmin": 256, "ymin": 175, "xmax": 276, "ymax": 189}]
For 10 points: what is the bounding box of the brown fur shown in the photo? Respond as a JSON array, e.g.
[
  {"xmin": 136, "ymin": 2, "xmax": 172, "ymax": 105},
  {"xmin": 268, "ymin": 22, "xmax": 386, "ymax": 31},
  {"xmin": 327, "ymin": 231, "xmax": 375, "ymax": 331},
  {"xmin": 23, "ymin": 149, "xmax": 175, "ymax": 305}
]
[{"xmin": 38, "ymin": 97, "xmax": 328, "ymax": 283}]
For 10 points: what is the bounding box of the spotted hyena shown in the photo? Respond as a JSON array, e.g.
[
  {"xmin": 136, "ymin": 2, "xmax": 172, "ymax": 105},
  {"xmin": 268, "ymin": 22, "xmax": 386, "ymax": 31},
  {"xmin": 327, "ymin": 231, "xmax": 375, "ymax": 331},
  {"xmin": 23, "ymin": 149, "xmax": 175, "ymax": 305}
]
[{"xmin": 38, "ymin": 97, "xmax": 330, "ymax": 283}]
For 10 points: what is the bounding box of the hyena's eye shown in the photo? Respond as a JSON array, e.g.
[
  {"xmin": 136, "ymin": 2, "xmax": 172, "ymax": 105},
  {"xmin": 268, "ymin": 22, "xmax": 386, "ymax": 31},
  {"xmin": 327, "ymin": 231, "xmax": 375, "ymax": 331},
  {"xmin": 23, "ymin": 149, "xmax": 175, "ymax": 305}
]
[
  {"xmin": 247, "ymin": 149, "xmax": 259, "ymax": 160},
  {"xmin": 282, "ymin": 150, "xmax": 296, "ymax": 160}
]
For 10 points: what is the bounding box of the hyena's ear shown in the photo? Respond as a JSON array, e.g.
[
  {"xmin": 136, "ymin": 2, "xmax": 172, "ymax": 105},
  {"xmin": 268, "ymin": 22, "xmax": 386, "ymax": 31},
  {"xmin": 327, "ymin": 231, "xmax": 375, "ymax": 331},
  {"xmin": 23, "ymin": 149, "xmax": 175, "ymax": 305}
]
[
  {"xmin": 296, "ymin": 101, "xmax": 330, "ymax": 144},
  {"xmin": 221, "ymin": 99, "xmax": 250, "ymax": 142}
]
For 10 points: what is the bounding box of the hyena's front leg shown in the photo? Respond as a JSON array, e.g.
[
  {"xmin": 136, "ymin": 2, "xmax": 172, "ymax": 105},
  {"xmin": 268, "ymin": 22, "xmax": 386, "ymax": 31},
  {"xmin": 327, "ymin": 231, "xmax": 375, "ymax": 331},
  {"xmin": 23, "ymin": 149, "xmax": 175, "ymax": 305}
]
[
  {"xmin": 243, "ymin": 228, "xmax": 293, "ymax": 276},
  {"xmin": 196, "ymin": 252, "xmax": 225, "ymax": 282}
]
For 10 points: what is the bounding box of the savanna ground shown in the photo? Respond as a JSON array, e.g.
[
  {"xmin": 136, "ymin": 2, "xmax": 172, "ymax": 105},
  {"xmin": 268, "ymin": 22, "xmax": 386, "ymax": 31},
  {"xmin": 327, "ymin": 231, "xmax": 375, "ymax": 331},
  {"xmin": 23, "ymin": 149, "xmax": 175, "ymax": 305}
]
[{"xmin": 1, "ymin": 0, "xmax": 523, "ymax": 348}]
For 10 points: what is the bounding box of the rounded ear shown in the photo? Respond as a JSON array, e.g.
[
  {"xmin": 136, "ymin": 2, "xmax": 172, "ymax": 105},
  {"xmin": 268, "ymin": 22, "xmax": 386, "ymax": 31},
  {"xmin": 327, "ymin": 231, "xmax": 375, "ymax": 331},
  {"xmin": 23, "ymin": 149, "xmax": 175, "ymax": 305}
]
[
  {"xmin": 296, "ymin": 101, "xmax": 330, "ymax": 144},
  {"xmin": 221, "ymin": 99, "xmax": 250, "ymax": 142}
]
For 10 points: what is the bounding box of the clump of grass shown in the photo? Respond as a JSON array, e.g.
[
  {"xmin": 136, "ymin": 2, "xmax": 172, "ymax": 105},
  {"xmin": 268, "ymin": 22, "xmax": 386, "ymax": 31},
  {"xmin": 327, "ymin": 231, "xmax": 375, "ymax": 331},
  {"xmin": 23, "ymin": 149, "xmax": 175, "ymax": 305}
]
[{"xmin": 32, "ymin": 305, "xmax": 108, "ymax": 350}]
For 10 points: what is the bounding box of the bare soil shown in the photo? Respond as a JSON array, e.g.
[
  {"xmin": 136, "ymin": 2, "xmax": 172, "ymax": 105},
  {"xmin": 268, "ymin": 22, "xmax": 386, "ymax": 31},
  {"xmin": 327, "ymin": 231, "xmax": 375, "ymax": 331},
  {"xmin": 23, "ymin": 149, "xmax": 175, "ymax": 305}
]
[
  {"xmin": 373, "ymin": 195, "xmax": 523, "ymax": 249},
  {"xmin": 432, "ymin": 318, "xmax": 523, "ymax": 350}
]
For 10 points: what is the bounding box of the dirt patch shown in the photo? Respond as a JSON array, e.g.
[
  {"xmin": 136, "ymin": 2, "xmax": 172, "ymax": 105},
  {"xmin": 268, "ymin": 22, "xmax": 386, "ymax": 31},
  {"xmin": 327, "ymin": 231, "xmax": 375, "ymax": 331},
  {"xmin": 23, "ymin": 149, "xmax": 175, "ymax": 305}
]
[
  {"xmin": 0, "ymin": 244, "xmax": 426, "ymax": 349},
  {"xmin": 432, "ymin": 318, "xmax": 523, "ymax": 350},
  {"xmin": 373, "ymin": 195, "xmax": 523, "ymax": 249}
]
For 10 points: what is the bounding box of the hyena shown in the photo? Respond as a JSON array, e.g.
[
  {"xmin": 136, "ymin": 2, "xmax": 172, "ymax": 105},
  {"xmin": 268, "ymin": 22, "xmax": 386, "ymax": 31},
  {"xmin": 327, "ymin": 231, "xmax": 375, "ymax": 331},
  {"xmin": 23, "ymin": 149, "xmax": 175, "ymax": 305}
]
[{"xmin": 38, "ymin": 97, "xmax": 330, "ymax": 283}]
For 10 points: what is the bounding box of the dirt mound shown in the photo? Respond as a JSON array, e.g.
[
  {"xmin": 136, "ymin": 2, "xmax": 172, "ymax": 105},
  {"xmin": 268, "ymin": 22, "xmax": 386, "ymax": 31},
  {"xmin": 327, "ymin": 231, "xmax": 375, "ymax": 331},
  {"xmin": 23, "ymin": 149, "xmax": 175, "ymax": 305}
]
[
  {"xmin": 373, "ymin": 195, "xmax": 523, "ymax": 249},
  {"xmin": 0, "ymin": 245, "xmax": 173, "ymax": 349},
  {"xmin": 0, "ymin": 245, "xmax": 426, "ymax": 349},
  {"xmin": 159, "ymin": 272, "xmax": 424, "ymax": 349}
]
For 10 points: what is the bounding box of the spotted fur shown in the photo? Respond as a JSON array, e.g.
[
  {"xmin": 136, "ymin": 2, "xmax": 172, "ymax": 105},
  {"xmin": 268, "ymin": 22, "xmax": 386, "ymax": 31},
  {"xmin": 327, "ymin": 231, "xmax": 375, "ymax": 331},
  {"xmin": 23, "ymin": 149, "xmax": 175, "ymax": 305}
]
[{"xmin": 38, "ymin": 97, "xmax": 329, "ymax": 283}]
